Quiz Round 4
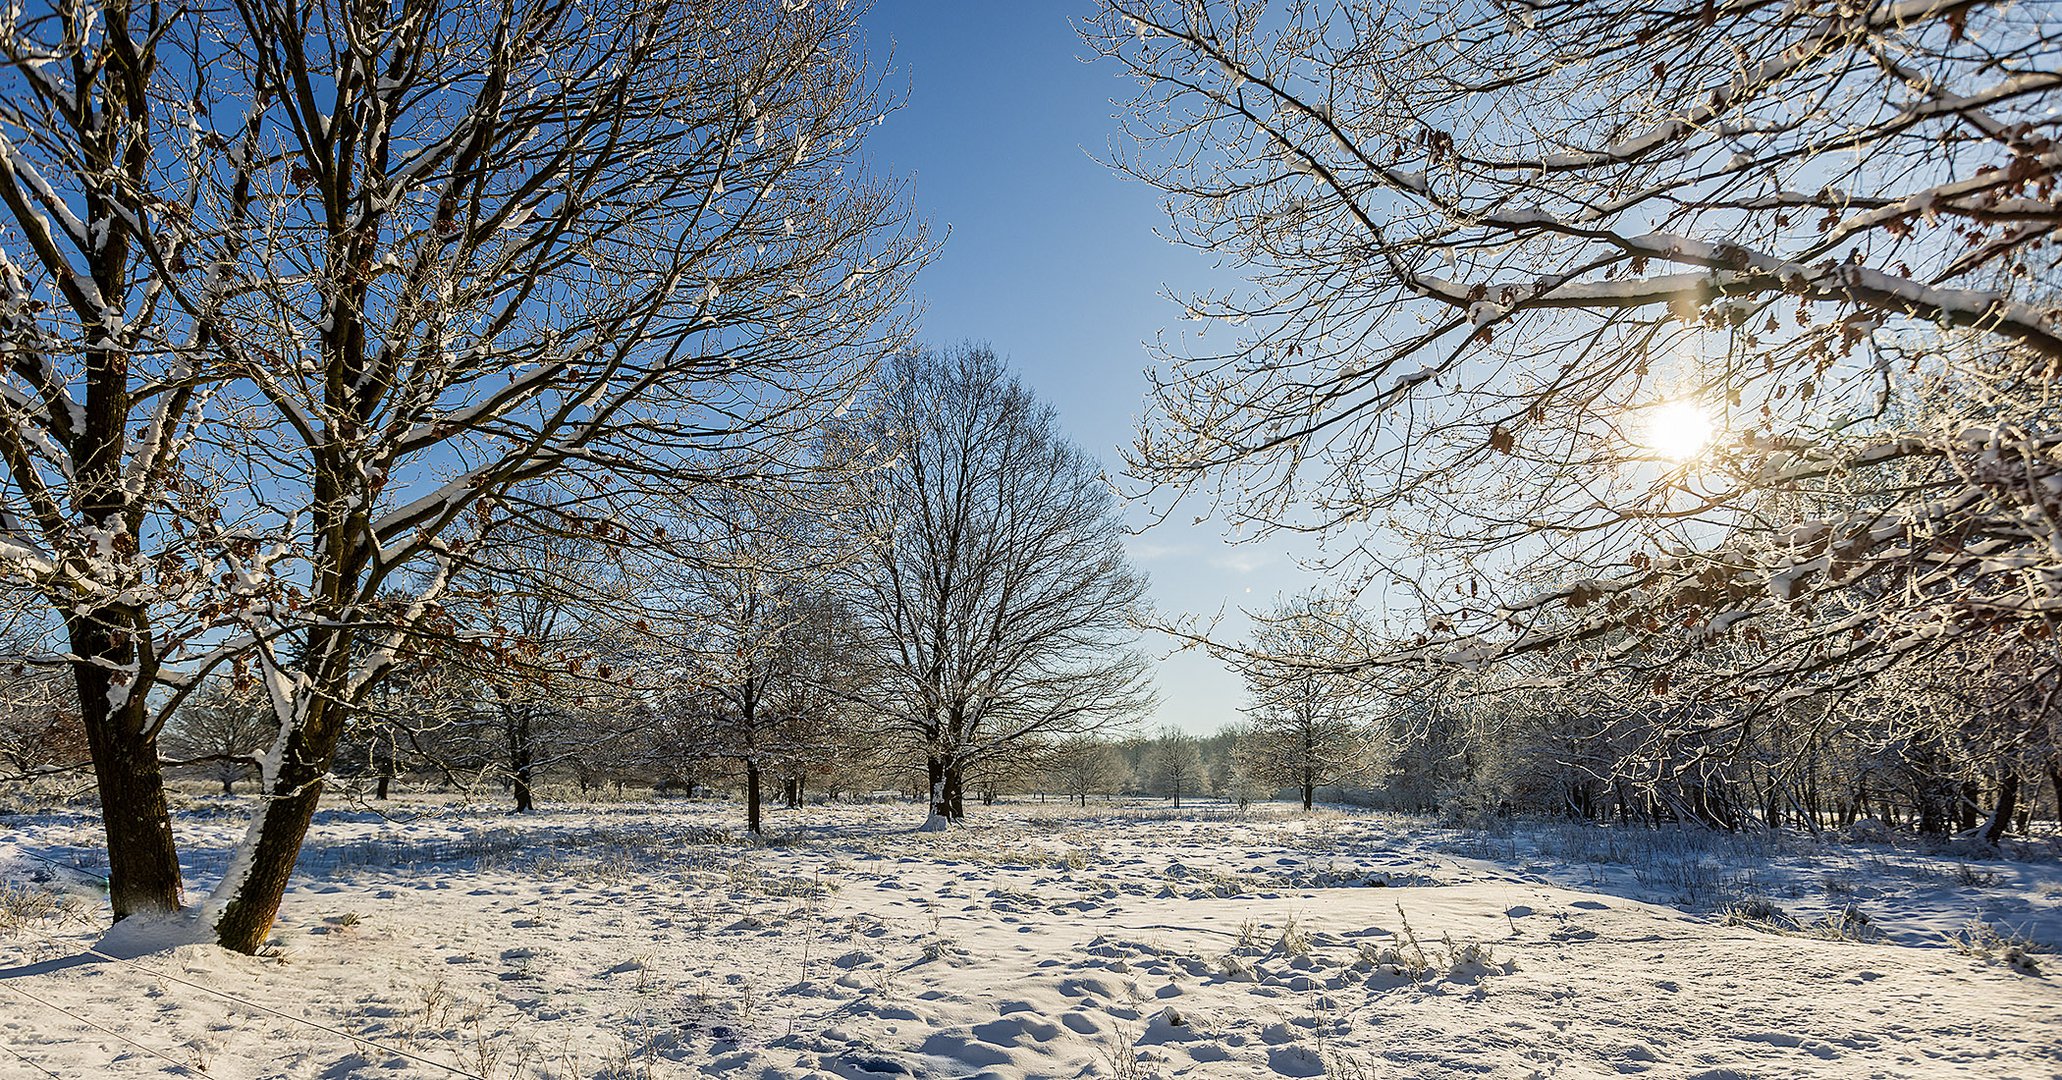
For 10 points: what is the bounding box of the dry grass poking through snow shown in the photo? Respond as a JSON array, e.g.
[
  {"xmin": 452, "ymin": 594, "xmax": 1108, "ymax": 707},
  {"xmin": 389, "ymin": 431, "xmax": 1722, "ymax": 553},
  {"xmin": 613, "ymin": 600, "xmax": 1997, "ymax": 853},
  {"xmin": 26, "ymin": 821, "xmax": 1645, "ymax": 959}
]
[{"xmin": 0, "ymin": 798, "xmax": 2057, "ymax": 1078}]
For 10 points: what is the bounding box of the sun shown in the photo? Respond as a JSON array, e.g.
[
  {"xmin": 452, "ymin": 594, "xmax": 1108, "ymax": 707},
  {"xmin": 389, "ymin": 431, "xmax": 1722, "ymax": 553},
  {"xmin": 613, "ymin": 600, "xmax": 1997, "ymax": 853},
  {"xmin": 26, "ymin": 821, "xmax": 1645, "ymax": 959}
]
[{"xmin": 1638, "ymin": 399, "xmax": 1715, "ymax": 461}]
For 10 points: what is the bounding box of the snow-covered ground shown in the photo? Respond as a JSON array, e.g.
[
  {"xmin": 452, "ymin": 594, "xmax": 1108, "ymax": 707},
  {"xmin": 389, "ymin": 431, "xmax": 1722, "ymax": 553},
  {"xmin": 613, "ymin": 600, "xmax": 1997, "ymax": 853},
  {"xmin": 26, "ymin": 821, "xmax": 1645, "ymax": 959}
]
[{"xmin": 1, "ymin": 796, "xmax": 2058, "ymax": 1079}]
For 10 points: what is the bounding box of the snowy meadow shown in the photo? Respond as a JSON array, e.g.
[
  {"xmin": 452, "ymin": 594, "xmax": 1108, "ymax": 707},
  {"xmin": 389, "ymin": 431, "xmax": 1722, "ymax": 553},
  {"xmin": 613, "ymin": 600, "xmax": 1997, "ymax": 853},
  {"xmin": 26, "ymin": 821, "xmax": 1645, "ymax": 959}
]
[
  {"xmin": 5, "ymin": 0, "xmax": 2062, "ymax": 1077},
  {"xmin": 3, "ymin": 795, "xmax": 2058, "ymax": 1079}
]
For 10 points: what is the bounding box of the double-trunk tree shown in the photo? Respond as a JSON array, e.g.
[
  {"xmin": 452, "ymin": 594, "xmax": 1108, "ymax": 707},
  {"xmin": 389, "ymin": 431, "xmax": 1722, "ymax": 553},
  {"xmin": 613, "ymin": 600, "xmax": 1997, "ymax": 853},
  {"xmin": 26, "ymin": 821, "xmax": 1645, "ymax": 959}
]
[
  {"xmin": 3, "ymin": 0, "xmax": 922, "ymax": 951},
  {"xmin": 194, "ymin": 0, "xmax": 923, "ymax": 952}
]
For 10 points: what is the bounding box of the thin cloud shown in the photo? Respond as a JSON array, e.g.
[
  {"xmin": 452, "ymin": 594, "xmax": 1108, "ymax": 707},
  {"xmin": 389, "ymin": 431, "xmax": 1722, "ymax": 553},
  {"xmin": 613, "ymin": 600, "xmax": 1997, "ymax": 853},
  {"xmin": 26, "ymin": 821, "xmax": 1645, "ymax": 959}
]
[
  {"xmin": 1125, "ymin": 538, "xmax": 1194, "ymax": 561},
  {"xmin": 1208, "ymin": 550, "xmax": 1273, "ymax": 575}
]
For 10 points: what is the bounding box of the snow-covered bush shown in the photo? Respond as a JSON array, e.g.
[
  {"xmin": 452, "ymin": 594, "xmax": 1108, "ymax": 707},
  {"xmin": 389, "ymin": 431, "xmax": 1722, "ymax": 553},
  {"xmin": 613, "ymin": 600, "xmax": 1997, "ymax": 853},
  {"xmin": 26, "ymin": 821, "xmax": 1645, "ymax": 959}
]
[
  {"xmin": 1954, "ymin": 921, "xmax": 2047, "ymax": 976},
  {"xmin": 1353, "ymin": 907, "xmax": 1513, "ymax": 983}
]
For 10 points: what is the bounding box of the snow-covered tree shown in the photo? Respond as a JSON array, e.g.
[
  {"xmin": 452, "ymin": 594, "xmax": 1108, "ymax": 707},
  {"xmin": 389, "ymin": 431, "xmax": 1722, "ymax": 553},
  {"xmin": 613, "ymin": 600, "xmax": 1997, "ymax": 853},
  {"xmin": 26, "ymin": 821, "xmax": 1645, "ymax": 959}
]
[
  {"xmin": 0, "ymin": 1, "xmax": 229, "ymax": 918},
  {"xmin": 1089, "ymin": 0, "xmax": 2062, "ymax": 811},
  {"xmin": 0, "ymin": 0, "xmax": 925, "ymax": 950},
  {"xmin": 195, "ymin": 0, "xmax": 926, "ymax": 953},
  {"xmin": 841, "ymin": 345, "xmax": 1154, "ymax": 827}
]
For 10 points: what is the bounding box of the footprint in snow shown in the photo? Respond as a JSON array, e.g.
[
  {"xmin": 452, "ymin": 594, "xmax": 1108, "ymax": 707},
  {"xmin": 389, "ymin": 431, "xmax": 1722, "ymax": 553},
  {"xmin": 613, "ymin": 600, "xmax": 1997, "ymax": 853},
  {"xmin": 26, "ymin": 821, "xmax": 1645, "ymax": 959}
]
[
  {"xmin": 970, "ymin": 1015, "xmax": 1061, "ymax": 1045},
  {"xmin": 1267, "ymin": 1045, "xmax": 1325, "ymax": 1077},
  {"xmin": 825, "ymin": 1055, "xmax": 916, "ymax": 1077},
  {"xmin": 918, "ymin": 1031, "xmax": 1014, "ymax": 1068},
  {"xmin": 1136, "ymin": 1007, "xmax": 1196, "ymax": 1044},
  {"xmin": 1058, "ymin": 974, "xmax": 1121, "ymax": 1000},
  {"xmin": 1259, "ymin": 1021, "xmax": 1301, "ymax": 1045}
]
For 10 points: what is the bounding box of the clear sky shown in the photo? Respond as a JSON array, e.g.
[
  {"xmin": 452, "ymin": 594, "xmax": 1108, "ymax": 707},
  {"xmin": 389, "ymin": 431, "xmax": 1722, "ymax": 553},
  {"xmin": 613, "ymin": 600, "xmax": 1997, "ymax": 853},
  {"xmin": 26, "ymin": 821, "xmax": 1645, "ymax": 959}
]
[{"xmin": 858, "ymin": 2, "xmax": 1311, "ymax": 735}]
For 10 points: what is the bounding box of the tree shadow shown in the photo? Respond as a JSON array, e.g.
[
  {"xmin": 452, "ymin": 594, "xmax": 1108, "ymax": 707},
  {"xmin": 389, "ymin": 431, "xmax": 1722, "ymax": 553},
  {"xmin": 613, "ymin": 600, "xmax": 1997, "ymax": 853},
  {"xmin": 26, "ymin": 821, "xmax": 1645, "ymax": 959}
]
[{"xmin": 0, "ymin": 909, "xmax": 211, "ymax": 979}]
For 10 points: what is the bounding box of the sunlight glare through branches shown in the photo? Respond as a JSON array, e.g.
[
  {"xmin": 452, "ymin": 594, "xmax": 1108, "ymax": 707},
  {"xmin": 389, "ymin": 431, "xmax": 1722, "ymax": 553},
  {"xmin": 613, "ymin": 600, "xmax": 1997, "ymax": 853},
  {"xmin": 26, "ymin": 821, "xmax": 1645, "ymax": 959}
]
[{"xmin": 1637, "ymin": 400, "xmax": 1715, "ymax": 462}]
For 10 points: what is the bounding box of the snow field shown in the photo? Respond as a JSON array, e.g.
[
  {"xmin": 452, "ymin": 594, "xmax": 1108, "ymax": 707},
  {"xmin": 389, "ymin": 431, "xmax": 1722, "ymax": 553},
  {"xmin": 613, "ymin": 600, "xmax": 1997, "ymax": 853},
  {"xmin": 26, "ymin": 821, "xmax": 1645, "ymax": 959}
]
[{"xmin": 0, "ymin": 800, "xmax": 2058, "ymax": 1078}]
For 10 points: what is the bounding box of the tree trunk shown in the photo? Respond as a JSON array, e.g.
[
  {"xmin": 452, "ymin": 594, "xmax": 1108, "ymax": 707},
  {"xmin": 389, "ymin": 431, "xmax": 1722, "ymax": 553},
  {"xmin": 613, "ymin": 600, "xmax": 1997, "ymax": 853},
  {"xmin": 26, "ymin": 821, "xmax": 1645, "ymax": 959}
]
[
  {"xmin": 1959, "ymin": 780, "xmax": 1982, "ymax": 833},
  {"xmin": 1982, "ymin": 771, "xmax": 2021, "ymax": 846},
  {"xmin": 746, "ymin": 760, "xmax": 762, "ymax": 835},
  {"xmin": 1916, "ymin": 778, "xmax": 1951, "ymax": 836},
  {"xmin": 945, "ymin": 759, "xmax": 965, "ymax": 820},
  {"xmin": 927, "ymin": 756, "xmax": 947, "ymax": 822},
  {"xmin": 1302, "ymin": 767, "xmax": 1314, "ymax": 811},
  {"xmin": 87, "ymin": 727, "xmax": 184, "ymax": 921},
  {"xmin": 73, "ymin": 629, "xmax": 183, "ymax": 921},
  {"xmin": 508, "ymin": 714, "xmax": 535, "ymax": 814},
  {"xmin": 211, "ymin": 688, "xmax": 353, "ymax": 953},
  {"xmin": 375, "ymin": 741, "xmax": 393, "ymax": 801}
]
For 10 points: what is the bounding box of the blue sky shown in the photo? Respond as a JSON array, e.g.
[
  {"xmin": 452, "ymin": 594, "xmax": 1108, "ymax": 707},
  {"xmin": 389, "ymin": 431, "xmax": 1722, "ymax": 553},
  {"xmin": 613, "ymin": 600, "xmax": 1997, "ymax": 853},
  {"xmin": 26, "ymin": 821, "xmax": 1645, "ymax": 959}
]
[{"xmin": 860, "ymin": 2, "xmax": 1309, "ymax": 734}]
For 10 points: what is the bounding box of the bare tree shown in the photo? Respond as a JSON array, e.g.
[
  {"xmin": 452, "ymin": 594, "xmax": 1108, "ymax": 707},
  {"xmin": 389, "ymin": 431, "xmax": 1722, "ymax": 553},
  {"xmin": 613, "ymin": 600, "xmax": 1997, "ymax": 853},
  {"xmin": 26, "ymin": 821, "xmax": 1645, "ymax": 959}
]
[
  {"xmin": 649, "ymin": 483, "xmax": 853, "ymax": 834},
  {"xmin": 1044, "ymin": 734, "xmax": 1130, "ymax": 807},
  {"xmin": 761, "ymin": 587, "xmax": 878, "ymax": 810},
  {"xmin": 840, "ymin": 345, "xmax": 1155, "ymax": 828},
  {"xmin": 1229, "ymin": 594, "xmax": 1375, "ymax": 810},
  {"xmin": 425, "ymin": 494, "xmax": 642, "ymax": 814},
  {"xmin": 196, "ymin": 0, "xmax": 928, "ymax": 952},
  {"xmin": 161, "ymin": 684, "xmax": 272, "ymax": 795},
  {"xmin": 1144, "ymin": 727, "xmax": 1205, "ymax": 808},
  {"xmin": 1089, "ymin": 1, "xmax": 2062, "ymax": 788},
  {"xmin": 1211, "ymin": 725, "xmax": 1266, "ymax": 808},
  {"xmin": 0, "ymin": 659, "xmax": 84, "ymax": 782}
]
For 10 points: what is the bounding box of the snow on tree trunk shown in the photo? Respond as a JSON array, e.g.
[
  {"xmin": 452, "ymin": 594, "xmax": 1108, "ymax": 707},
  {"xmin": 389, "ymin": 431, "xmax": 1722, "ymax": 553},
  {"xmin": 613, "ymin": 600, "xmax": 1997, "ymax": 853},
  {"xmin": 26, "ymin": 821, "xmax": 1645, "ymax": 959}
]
[
  {"xmin": 921, "ymin": 757, "xmax": 954, "ymax": 831},
  {"xmin": 170, "ymin": 0, "xmax": 921, "ymax": 953},
  {"xmin": 206, "ymin": 667, "xmax": 347, "ymax": 954},
  {"xmin": 0, "ymin": 9, "xmax": 211, "ymax": 928},
  {"xmin": 946, "ymin": 761, "xmax": 966, "ymax": 821}
]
